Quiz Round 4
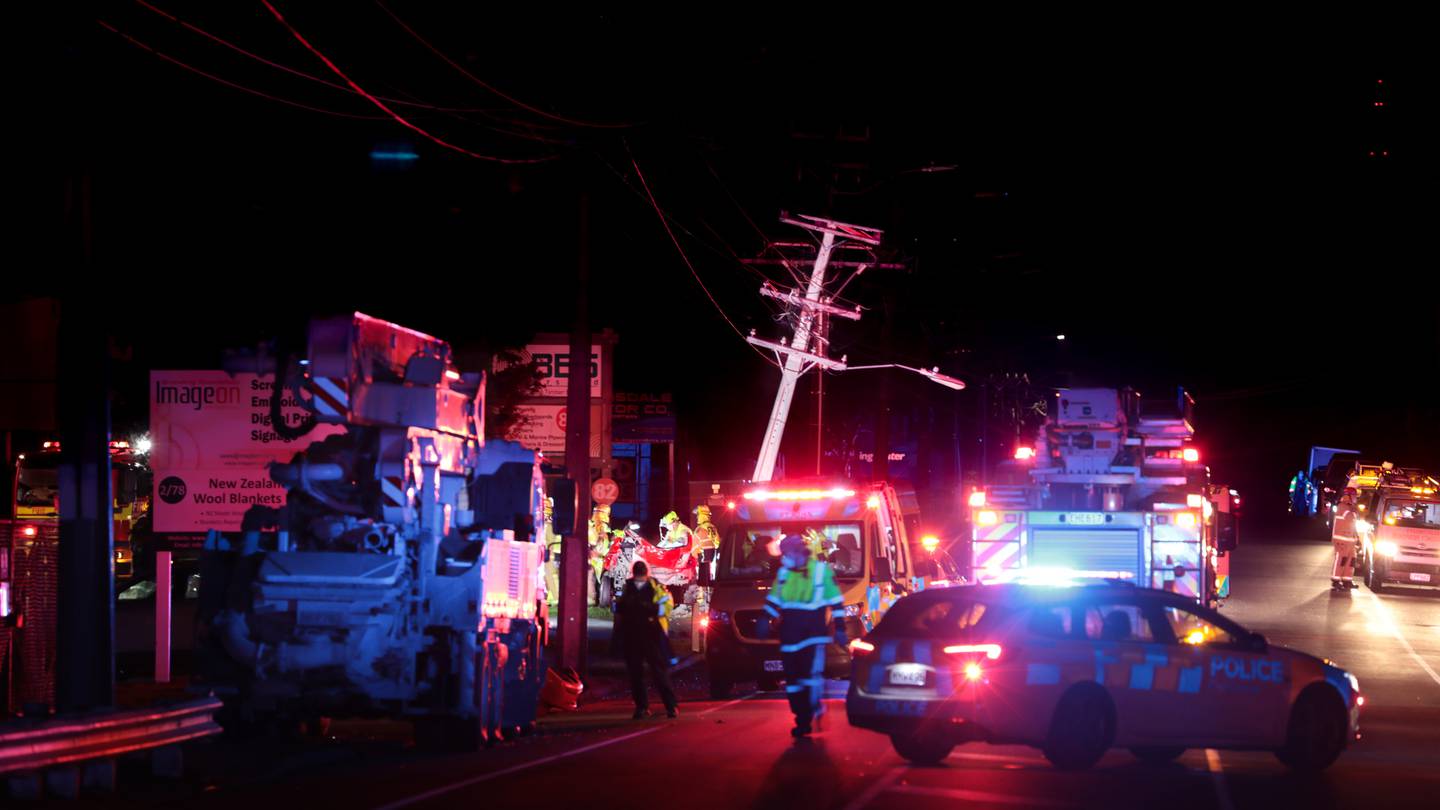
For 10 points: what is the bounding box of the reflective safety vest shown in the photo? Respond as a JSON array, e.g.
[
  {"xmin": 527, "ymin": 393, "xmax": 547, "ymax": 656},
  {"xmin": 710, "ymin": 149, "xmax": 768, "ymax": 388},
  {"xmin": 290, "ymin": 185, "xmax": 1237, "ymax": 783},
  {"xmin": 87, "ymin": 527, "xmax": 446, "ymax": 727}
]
[{"xmin": 763, "ymin": 559, "xmax": 843, "ymax": 653}]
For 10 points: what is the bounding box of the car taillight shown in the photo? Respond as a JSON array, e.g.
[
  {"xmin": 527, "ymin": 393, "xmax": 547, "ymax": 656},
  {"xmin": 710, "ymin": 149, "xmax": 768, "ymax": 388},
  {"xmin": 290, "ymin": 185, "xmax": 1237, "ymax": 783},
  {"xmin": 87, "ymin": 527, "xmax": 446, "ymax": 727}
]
[
  {"xmin": 942, "ymin": 643, "xmax": 1003, "ymax": 660},
  {"xmin": 848, "ymin": 638, "xmax": 876, "ymax": 658}
]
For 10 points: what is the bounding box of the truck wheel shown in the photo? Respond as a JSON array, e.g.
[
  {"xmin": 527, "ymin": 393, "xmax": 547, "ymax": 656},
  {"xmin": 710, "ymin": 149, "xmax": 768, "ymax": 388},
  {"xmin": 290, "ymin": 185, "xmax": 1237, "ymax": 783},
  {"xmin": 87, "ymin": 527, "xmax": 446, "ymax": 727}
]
[
  {"xmin": 1130, "ymin": 746, "xmax": 1185, "ymax": 765},
  {"xmin": 1368, "ymin": 557, "xmax": 1385, "ymax": 593},
  {"xmin": 891, "ymin": 730, "xmax": 954, "ymax": 765},
  {"xmin": 1275, "ymin": 686, "xmax": 1348, "ymax": 772},
  {"xmin": 1043, "ymin": 684, "xmax": 1115, "ymax": 770}
]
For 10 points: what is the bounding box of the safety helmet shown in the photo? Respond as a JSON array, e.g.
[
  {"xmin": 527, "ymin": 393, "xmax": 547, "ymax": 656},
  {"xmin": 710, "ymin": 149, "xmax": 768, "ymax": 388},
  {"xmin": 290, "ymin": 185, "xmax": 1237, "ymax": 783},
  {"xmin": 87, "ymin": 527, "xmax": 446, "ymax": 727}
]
[
  {"xmin": 1342, "ymin": 487, "xmax": 1358, "ymax": 499},
  {"xmin": 659, "ymin": 510, "xmax": 680, "ymax": 527},
  {"xmin": 779, "ymin": 534, "xmax": 811, "ymax": 559},
  {"xmin": 593, "ymin": 503, "xmax": 611, "ymax": 519},
  {"xmin": 693, "ymin": 504, "xmax": 712, "ymax": 521}
]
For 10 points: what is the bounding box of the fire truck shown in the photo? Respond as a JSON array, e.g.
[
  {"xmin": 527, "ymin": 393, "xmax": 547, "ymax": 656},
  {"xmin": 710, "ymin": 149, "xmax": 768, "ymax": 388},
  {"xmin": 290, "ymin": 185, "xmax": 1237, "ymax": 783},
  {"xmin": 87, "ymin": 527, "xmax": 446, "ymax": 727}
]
[
  {"xmin": 12, "ymin": 439, "xmax": 149, "ymax": 579},
  {"xmin": 197, "ymin": 314, "xmax": 548, "ymax": 747},
  {"xmin": 966, "ymin": 388, "xmax": 1238, "ymax": 607}
]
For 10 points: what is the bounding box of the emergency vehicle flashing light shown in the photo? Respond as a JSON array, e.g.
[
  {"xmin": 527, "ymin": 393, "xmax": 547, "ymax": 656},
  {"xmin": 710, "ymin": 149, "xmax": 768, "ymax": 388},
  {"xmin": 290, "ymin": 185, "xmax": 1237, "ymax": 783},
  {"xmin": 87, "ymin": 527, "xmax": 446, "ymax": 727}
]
[
  {"xmin": 1376, "ymin": 540, "xmax": 1398, "ymax": 557},
  {"xmin": 968, "ymin": 491, "xmax": 986, "ymax": 507},
  {"xmin": 943, "ymin": 643, "xmax": 1003, "ymax": 660},
  {"xmin": 1175, "ymin": 512, "xmax": 1198, "ymax": 528},
  {"xmin": 867, "ymin": 495, "xmax": 882, "ymax": 509},
  {"xmin": 726, "ymin": 501, "xmax": 736, "ymax": 510},
  {"xmin": 21, "ymin": 526, "xmax": 37, "ymax": 538},
  {"xmin": 743, "ymin": 488, "xmax": 856, "ymax": 502},
  {"xmin": 963, "ymin": 662, "xmax": 984, "ymax": 681},
  {"xmin": 976, "ymin": 510, "xmax": 999, "ymax": 526},
  {"xmin": 921, "ymin": 535, "xmax": 941, "ymax": 553},
  {"xmin": 985, "ymin": 567, "xmax": 1136, "ymax": 588},
  {"xmin": 1182, "ymin": 448, "xmax": 1200, "ymax": 463},
  {"xmin": 1014, "ymin": 446, "xmax": 1036, "ymax": 460},
  {"xmin": 1384, "ymin": 516, "xmax": 1396, "ymax": 526},
  {"xmin": 1186, "ymin": 494, "xmax": 1204, "ymax": 508},
  {"xmin": 848, "ymin": 638, "xmax": 876, "ymax": 656},
  {"xmin": 42, "ymin": 441, "xmax": 59, "ymax": 451}
]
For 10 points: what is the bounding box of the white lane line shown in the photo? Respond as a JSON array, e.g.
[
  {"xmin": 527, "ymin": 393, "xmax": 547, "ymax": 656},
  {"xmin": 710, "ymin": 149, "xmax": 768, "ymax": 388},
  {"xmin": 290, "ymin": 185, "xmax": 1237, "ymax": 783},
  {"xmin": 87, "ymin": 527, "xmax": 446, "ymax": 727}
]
[
  {"xmin": 1205, "ymin": 749, "xmax": 1235, "ymax": 810},
  {"xmin": 950, "ymin": 751, "xmax": 1049, "ymax": 765},
  {"xmin": 1357, "ymin": 587, "xmax": 1440, "ymax": 689},
  {"xmin": 840, "ymin": 766, "xmax": 904, "ymax": 810},
  {"xmin": 373, "ymin": 695, "xmax": 753, "ymax": 810},
  {"xmin": 889, "ymin": 784, "xmax": 1076, "ymax": 807}
]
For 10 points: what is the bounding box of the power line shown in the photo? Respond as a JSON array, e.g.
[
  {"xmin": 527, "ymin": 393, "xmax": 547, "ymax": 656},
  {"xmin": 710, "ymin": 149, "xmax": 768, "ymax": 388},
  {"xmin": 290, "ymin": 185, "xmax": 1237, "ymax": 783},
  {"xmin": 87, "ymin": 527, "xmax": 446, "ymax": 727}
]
[
  {"xmin": 132, "ymin": 0, "xmax": 515, "ymax": 115},
  {"xmin": 373, "ymin": 1, "xmax": 639, "ymax": 131},
  {"xmin": 97, "ymin": 19, "xmax": 385, "ymax": 120},
  {"xmin": 628, "ymin": 147, "xmax": 779, "ymax": 368},
  {"xmin": 260, "ymin": 0, "xmax": 556, "ymax": 165}
]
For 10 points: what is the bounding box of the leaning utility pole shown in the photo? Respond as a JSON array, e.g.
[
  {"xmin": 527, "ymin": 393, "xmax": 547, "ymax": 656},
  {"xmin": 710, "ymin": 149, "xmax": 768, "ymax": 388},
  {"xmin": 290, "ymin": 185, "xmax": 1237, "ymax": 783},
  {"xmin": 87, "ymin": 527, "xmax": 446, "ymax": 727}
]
[{"xmin": 746, "ymin": 214, "xmax": 881, "ymax": 482}]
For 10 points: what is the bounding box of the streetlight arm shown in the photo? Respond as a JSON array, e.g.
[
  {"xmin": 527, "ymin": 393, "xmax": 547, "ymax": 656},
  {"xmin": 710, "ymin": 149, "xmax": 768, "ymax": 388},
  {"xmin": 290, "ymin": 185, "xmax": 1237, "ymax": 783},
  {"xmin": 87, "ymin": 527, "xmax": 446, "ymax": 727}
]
[{"xmin": 841, "ymin": 364, "xmax": 966, "ymax": 391}]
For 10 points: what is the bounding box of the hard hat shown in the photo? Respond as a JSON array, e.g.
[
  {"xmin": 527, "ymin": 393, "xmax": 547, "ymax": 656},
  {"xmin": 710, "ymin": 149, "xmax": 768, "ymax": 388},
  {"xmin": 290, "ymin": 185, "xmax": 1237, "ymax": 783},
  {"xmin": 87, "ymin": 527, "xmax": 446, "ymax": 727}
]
[
  {"xmin": 693, "ymin": 504, "xmax": 712, "ymax": 519},
  {"xmin": 779, "ymin": 534, "xmax": 811, "ymax": 558},
  {"xmin": 659, "ymin": 510, "xmax": 679, "ymax": 527},
  {"xmin": 593, "ymin": 503, "xmax": 611, "ymax": 518},
  {"xmin": 1343, "ymin": 487, "xmax": 1358, "ymax": 498}
]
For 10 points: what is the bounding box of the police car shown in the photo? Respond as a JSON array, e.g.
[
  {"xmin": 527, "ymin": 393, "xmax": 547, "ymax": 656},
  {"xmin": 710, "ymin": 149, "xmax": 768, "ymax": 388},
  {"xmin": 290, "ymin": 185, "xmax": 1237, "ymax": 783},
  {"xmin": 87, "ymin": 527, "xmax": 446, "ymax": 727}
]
[{"xmin": 845, "ymin": 575, "xmax": 1361, "ymax": 771}]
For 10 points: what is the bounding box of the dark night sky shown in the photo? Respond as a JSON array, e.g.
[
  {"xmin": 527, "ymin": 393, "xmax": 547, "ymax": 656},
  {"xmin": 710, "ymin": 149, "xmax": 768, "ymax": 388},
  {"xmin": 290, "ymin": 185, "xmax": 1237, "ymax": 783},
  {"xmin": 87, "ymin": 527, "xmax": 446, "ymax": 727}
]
[{"xmin": 33, "ymin": 5, "xmax": 1438, "ymax": 518}]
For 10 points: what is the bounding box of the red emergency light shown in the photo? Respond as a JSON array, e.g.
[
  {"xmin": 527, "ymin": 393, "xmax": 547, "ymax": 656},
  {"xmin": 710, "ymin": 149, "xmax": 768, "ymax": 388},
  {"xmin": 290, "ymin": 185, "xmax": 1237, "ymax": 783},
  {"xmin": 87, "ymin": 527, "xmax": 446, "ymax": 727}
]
[
  {"xmin": 848, "ymin": 638, "xmax": 876, "ymax": 658},
  {"xmin": 943, "ymin": 643, "xmax": 1003, "ymax": 660},
  {"xmin": 1182, "ymin": 448, "xmax": 1200, "ymax": 463},
  {"xmin": 42, "ymin": 441, "xmax": 60, "ymax": 452},
  {"xmin": 21, "ymin": 526, "xmax": 37, "ymax": 538},
  {"xmin": 1014, "ymin": 446, "xmax": 1036, "ymax": 460},
  {"xmin": 743, "ymin": 488, "xmax": 856, "ymax": 502},
  {"xmin": 725, "ymin": 501, "xmax": 736, "ymax": 511},
  {"xmin": 968, "ymin": 491, "xmax": 986, "ymax": 507}
]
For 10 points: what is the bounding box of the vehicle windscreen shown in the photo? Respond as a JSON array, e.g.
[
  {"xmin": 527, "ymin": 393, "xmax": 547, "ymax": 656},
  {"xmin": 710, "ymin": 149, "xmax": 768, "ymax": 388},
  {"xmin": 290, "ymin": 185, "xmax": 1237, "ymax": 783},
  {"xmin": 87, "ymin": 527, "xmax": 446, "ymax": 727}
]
[
  {"xmin": 716, "ymin": 522, "xmax": 864, "ymax": 581},
  {"xmin": 875, "ymin": 591, "xmax": 1007, "ymax": 638},
  {"xmin": 15, "ymin": 456, "xmax": 60, "ymax": 506},
  {"xmin": 1380, "ymin": 498, "xmax": 1440, "ymax": 530}
]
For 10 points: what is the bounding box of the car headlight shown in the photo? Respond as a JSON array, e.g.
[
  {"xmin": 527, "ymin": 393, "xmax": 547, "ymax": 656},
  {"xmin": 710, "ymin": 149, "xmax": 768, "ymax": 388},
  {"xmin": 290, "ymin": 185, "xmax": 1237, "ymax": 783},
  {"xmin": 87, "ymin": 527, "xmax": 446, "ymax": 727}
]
[
  {"xmin": 1355, "ymin": 519, "xmax": 1372, "ymax": 533},
  {"xmin": 1376, "ymin": 540, "xmax": 1399, "ymax": 557}
]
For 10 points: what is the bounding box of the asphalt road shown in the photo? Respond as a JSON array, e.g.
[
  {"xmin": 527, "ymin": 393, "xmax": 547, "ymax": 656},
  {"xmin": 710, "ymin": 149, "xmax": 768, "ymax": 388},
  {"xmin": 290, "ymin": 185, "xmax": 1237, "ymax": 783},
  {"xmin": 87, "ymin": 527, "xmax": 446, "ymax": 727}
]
[{"xmin": 62, "ymin": 520, "xmax": 1440, "ymax": 809}]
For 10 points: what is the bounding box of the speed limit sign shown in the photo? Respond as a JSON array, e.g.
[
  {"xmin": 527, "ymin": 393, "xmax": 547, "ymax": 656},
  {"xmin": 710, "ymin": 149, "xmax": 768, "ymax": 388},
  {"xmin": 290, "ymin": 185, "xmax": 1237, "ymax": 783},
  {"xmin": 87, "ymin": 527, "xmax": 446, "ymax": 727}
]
[{"xmin": 591, "ymin": 478, "xmax": 619, "ymax": 506}]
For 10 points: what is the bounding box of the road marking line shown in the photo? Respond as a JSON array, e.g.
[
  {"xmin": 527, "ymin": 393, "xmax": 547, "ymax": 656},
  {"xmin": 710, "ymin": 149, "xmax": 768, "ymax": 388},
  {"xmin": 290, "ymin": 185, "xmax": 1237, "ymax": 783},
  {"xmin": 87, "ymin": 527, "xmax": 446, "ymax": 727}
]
[
  {"xmin": 889, "ymin": 784, "xmax": 1075, "ymax": 807},
  {"xmin": 841, "ymin": 766, "xmax": 903, "ymax": 810},
  {"xmin": 950, "ymin": 751, "xmax": 1049, "ymax": 765},
  {"xmin": 1205, "ymin": 749, "xmax": 1235, "ymax": 810},
  {"xmin": 374, "ymin": 695, "xmax": 753, "ymax": 810},
  {"xmin": 1357, "ymin": 587, "xmax": 1440, "ymax": 689}
]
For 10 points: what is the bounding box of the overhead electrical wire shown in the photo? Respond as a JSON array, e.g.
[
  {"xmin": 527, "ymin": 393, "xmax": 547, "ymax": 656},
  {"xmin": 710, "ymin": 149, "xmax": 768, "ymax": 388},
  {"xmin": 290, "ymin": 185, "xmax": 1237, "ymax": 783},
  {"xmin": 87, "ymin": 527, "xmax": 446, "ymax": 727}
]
[
  {"xmin": 132, "ymin": 0, "xmax": 518, "ymax": 115},
  {"xmin": 260, "ymin": 0, "xmax": 556, "ymax": 165},
  {"xmin": 628, "ymin": 148, "xmax": 779, "ymax": 368},
  {"xmin": 97, "ymin": 19, "xmax": 385, "ymax": 120},
  {"xmin": 373, "ymin": 0, "xmax": 639, "ymax": 130}
]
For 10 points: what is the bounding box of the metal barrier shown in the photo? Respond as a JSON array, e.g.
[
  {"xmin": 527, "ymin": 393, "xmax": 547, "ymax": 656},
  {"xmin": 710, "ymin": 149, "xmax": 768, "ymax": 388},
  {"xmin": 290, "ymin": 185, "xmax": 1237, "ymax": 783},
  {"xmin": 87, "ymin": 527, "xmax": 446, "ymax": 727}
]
[{"xmin": 0, "ymin": 696, "xmax": 222, "ymax": 798}]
